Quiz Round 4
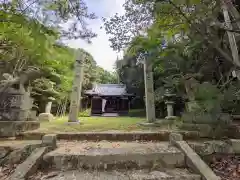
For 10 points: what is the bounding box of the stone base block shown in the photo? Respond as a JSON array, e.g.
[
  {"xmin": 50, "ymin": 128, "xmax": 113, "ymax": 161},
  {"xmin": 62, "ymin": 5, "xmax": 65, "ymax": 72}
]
[
  {"xmin": 139, "ymin": 120, "xmax": 176, "ymax": 127},
  {"xmin": 42, "ymin": 134, "xmax": 57, "ymax": 149},
  {"xmin": 66, "ymin": 120, "xmax": 82, "ymax": 125},
  {"xmin": 138, "ymin": 122, "xmax": 155, "ymax": 127},
  {"xmin": 226, "ymin": 139, "xmax": 240, "ymax": 153},
  {"xmin": 169, "ymin": 133, "xmax": 183, "ymax": 146},
  {"xmin": 180, "ymin": 123, "xmax": 228, "ymax": 138},
  {"xmin": 155, "ymin": 119, "xmax": 176, "ymax": 126},
  {"xmin": 165, "ymin": 116, "xmax": 178, "ymax": 120},
  {"xmin": 0, "ymin": 121, "xmax": 40, "ymax": 137},
  {"xmin": 38, "ymin": 113, "xmax": 54, "ymax": 122}
]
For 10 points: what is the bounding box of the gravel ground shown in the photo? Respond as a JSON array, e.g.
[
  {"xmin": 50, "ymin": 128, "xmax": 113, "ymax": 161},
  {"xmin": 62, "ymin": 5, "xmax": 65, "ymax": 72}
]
[
  {"xmin": 0, "ymin": 164, "xmax": 16, "ymax": 180},
  {"xmin": 209, "ymin": 154, "xmax": 240, "ymax": 180}
]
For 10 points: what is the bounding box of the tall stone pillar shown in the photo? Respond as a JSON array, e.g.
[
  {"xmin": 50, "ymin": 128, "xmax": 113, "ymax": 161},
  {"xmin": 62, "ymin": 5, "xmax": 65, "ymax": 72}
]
[
  {"xmin": 68, "ymin": 52, "xmax": 85, "ymax": 122},
  {"xmin": 143, "ymin": 58, "xmax": 156, "ymax": 123}
]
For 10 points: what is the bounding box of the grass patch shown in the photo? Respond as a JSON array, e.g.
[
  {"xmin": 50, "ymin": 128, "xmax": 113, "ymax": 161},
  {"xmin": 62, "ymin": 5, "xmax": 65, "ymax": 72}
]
[
  {"xmin": 38, "ymin": 116, "xmax": 148, "ymax": 133},
  {"xmin": 37, "ymin": 116, "xmax": 177, "ymax": 133},
  {"xmin": 128, "ymin": 109, "xmax": 146, "ymax": 117}
]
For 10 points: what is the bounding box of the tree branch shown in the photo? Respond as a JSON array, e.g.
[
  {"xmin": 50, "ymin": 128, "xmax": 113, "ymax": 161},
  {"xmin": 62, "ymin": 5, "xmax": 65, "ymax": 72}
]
[
  {"xmin": 210, "ymin": 22, "xmax": 240, "ymax": 33},
  {"xmin": 224, "ymin": 0, "xmax": 240, "ymax": 29},
  {"xmin": 167, "ymin": 0, "xmax": 237, "ymax": 67},
  {"xmin": 221, "ymin": 0, "xmax": 240, "ymax": 67},
  {"xmin": 22, "ymin": 0, "xmax": 39, "ymax": 14}
]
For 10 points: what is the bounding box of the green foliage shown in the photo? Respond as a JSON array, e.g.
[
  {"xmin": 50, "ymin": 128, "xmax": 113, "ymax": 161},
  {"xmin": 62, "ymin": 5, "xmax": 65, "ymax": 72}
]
[
  {"xmin": 193, "ymin": 82, "xmax": 222, "ymax": 113},
  {"xmin": 103, "ymin": 0, "xmax": 153, "ymax": 51},
  {"xmin": 0, "ymin": 11, "xmax": 55, "ymax": 67},
  {"xmin": 182, "ymin": 82, "xmax": 233, "ymax": 126},
  {"xmin": 107, "ymin": 0, "xmax": 240, "ymax": 119},
  {"xmin": 221, "ymin": 83, "xmax": 240, "ymax": 114},
  {"xmin": 79, "ymin": 109, "xmax": 91, "ymax": 117},
  {"xmin": 95, "ymin": 67, "xmax": 118, "ymax": 84},
  {"xmin": 1, "ymin": 0, "xmax": 97, "ymax": 41},
  {"xmin": 0, "ymin": 9, "xmax": 117, "ymax": 113}
]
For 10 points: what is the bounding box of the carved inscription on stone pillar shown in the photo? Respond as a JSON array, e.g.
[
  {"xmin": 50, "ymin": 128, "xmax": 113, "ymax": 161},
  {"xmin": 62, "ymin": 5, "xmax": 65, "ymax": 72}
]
[
  {"xmin": 68, "ymin": 56, "xmax": 84, "ymax": 122},
  {"xmin": 143, "ymin": 59, "xmax": 156, "ymax": 123}
]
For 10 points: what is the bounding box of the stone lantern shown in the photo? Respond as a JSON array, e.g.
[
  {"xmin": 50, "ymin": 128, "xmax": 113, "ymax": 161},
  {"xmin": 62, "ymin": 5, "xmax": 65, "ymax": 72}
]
[
  {"xmin": 164, "ymin": 86, "xmax": 177, "ymax": 120},
  {"xmin": 38, "ymin": 97, "xmax": 55, "ymax": 122}
]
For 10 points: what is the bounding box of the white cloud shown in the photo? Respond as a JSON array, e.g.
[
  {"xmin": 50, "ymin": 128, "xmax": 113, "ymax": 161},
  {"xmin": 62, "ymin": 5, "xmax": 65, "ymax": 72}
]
[{"xmin": 65, "ymin": 0, "xmax": 125, "ymax": 72}]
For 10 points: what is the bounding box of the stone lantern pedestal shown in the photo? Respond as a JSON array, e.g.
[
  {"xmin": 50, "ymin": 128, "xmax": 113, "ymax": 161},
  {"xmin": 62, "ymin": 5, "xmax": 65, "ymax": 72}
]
[
  {"xmin": 39, "ymin": 97, "xmax": 55, "ymax": 122},
  {"xmin": 165, "ymin": 100, "xmax": 177, "ymax": 120}
]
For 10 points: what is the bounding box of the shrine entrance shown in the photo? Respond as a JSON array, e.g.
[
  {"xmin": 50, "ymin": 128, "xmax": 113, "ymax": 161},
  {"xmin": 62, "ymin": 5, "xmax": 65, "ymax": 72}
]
[
  {"xmin": 105, "ymin": 98, "xmax": 118, "ymax": 113},
  {"xmin": 85, "ymin": 84, "xmax": 134, "ymax": 116}
]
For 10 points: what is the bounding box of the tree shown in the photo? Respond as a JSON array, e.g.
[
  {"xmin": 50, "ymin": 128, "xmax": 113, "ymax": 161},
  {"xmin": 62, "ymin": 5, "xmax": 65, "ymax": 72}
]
[
  {"xmin": 95, "ymin": 67, "xmax": 118, "ymax": 84},
  {"xmin": 1, "ymin": 0, "xmax": 97, "ymax": 41},
  {"xmin": 104, "ymin": 0, "xmax": 240, "ymax": 67},
  {"xmin": 1, "ymin": 9, "xmax": 116, "ymax": 114},
  {"xmin": 103, "ymin": 0, "xmax": 154, "ymax": 51},
  {"xmin": 108, "ymin": 0, "xmax": 240, "ymax": 117}
]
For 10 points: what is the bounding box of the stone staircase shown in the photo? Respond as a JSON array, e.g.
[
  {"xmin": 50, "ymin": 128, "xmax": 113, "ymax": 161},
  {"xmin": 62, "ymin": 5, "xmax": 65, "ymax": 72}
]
[
  {"xmin": 42, "ymin": 141, "xmax": 201, "ymax": 180},
  {"xmin": 38, "ymin": 169, "xmax": 201, "ymax": 180}
]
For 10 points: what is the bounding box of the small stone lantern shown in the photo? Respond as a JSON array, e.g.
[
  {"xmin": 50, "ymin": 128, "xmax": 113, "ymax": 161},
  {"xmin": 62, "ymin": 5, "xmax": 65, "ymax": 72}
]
[
  {"xmin": 164, "ymin": 86, "xmax": 177, "ymax": 120},
  {"xmin": 38, "ymin": 97, "xmax": 55, "ymax": 122}
]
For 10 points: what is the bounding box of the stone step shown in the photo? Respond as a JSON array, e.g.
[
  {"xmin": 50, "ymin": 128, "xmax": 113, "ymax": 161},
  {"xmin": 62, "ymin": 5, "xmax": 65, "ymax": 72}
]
[
  {"xmin": 43, "ymin": 141, "xmax": 185, "ymax": 170},
  {"xmin": 36, "ymin": 169, "xmax": 201, "ymax": 180},
  {"xmin": 17, "ymin": 130, "xmax": 200, "ymax": 141}
]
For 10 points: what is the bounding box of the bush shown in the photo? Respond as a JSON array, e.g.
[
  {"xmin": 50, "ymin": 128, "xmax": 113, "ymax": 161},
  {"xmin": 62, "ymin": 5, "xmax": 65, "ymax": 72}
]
[
  {"xmin": 182, "ymin": 82, "xmax": 232, "ymax": 126},
  {"xmin": 194, "ymin": 82, "xmax": 222, "ymax": 113},
  {"xmin": 128, "ymin": 109, "xmax": 146, "ymax": 117},
  {"xmin": 79, "ymin": 108, "xmax": 91, "ymax": 117},
  {"xmin": 221, "ymin": 83, "xmax": 240, "ymax": 114}
]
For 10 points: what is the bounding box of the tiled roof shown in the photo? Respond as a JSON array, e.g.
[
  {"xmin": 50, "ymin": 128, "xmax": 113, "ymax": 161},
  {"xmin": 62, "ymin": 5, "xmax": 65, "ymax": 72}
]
[{"xmin": 85, "ymin": 84, "xmax": 127, "ymax": 96}]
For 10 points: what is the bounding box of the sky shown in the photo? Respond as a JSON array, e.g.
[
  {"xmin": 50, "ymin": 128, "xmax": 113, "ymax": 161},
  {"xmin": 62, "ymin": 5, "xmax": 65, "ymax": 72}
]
[{"xmin": 65, "ymin": 0, "xmax": 126, "ymax": 72}]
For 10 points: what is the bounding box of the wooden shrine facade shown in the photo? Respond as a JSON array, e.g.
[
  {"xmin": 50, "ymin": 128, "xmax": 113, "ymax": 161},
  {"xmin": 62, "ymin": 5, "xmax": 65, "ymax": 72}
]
[{"xmin": 84, "ymin": 84, "xmax": 134, "ymax": 116}]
